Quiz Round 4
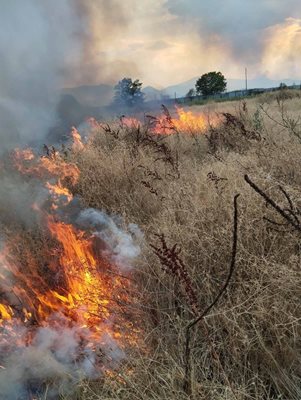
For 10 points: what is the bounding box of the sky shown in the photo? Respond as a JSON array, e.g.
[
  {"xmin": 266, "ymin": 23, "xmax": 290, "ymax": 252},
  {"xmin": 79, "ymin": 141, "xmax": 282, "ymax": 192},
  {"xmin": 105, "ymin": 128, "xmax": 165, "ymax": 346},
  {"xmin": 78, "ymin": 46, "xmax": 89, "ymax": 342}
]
[
  {"xmin": 1, "ymin": 0, "xmax": 301, "ymax": 93},
  {"xmin": 77, "ymin": 0, "xmax": 301, "ymax": 88}
]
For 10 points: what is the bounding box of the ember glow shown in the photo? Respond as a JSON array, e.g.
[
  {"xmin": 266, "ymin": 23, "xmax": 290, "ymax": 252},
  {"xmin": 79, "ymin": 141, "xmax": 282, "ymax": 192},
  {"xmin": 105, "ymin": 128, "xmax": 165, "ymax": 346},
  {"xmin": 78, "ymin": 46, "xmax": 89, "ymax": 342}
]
[{"xmin": 0, "ymin": 132, "xmax": 142, "ymax": 398}]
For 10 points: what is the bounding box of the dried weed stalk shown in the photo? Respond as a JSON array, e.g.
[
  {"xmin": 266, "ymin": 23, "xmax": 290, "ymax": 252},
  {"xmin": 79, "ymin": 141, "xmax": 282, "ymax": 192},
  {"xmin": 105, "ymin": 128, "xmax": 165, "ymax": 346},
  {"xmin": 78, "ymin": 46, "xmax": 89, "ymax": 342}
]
[
  {"xmin": 150, "ymin": 234, "xmax": 199, "ymax": 316},
  {"xmin": 183, "ymin": 194, "xmax": 240, "ymax": 394},
  {"xmin": 245, "ymin": 175, "xmax": 301, "ymax": 234}
]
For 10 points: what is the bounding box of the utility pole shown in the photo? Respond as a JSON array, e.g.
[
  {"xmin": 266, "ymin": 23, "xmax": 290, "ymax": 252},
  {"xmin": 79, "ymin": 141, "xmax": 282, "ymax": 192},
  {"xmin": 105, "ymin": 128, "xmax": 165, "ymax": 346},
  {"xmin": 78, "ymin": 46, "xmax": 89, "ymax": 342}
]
[{"xmin": 245, "ymin": 67, "xmax": 248, "ymax": 92}]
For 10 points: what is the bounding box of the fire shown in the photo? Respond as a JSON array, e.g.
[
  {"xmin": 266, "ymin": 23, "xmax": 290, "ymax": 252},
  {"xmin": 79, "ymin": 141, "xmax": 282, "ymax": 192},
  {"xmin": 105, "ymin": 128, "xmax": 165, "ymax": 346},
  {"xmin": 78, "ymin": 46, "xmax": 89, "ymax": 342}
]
[
  {"xmin": 45, "ymin": 182, "xmax": 74, "ymax": 207},
  {"xmin": 87, "ymin": 117, "xmax": 102, "ymax": 131},
  {"xmin": 152, "ymin": 106, "xmax": 216, "ymax": 135},
  {"xmin": 0, "ymin": 131, "xmax": 142, "ymax": 394},
  {"xmin": 0, "ymin": 212, "xmax": 136, "ymax": 347},
  {"xmin": 120, "ymin": 116, "xmax": 141, "ymax": 129},
  {"xmin": 116, "ymin": 106, "xmax": 218, "ymax": 136},
  {"xmin": 13, "ymin": 147, "xmax": 80, "ymax": 185},
  {"xmin": 173, "ymin": 107, "xmax": 208, "ymax": 132},
  {"xmin": 71, "ymin": 126, "xmax": 85, "ymax": 151},
  {"xmin": 0, "ymin": 304, "xmax": 12, "ymax": 321}
]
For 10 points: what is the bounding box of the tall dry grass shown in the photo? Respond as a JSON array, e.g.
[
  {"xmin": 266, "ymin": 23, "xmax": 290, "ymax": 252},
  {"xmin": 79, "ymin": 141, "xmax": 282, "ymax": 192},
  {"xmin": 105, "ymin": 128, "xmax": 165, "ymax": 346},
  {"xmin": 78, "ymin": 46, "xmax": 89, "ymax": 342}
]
[{"xmin": 64, "ymin": 93, "xmax": 301, "ymax": 399}]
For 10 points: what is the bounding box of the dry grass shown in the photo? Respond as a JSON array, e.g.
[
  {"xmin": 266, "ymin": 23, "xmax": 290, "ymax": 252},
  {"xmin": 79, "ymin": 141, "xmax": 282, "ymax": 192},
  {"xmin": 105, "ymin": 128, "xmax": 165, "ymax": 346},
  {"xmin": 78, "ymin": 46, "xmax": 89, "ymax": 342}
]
[{"xmin": 63, "ymin": 94, "xmax": 301, "ymax": 399}]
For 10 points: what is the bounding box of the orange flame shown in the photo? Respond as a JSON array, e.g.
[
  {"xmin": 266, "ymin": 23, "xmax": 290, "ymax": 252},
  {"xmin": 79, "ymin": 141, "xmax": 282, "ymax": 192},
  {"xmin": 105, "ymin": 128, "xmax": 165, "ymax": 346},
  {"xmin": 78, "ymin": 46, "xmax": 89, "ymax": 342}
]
[
  {"xmin": 152, "ymin": 106, "xmax": 217, "ymax": 135},
  {"xmin": 13, "ymin": 148, "xmax": 80, "ymax": 185},
  {"xmin": 45, "ymin": 182, "xmax": 74, "ymax": 207},
  {"xmin": 0, "ymin": 142, "xmax": 141, "ymax": 375},
  {"xmin": 115, "ymin": 107, "xmax": 218, "ymax": 136},
  {"xmin": 0, "ymin": 219, "xmax": 135, "ymax": 348},
  {"xmin": 71, "ymin": 126, "xmax": 84, "ymax": 151}
]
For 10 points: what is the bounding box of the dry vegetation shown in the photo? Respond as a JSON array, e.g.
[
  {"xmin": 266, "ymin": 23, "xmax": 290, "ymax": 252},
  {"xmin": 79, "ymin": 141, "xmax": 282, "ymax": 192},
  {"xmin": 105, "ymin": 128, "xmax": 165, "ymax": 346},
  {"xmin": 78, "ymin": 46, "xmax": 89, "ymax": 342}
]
[{"xmin": 64, "ymin": 90, "xmax": 301, "ymax": 399}]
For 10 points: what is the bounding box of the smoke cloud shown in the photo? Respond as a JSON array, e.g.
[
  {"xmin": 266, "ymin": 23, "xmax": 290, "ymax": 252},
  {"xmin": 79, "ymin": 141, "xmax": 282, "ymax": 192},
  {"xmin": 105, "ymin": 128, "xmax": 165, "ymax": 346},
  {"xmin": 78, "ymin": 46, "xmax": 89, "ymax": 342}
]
[
  {"xmin": 261, "ymin": 18, "xmax": 301, "ymax": 79},
  {"xmin": 0, "ymin": 316, "xmax": 126, "ymax": 399},
  {"xmin": 0, "ymin": 1, "xmax": 135, "ymax": 150},
  {"xmin": 0, "ymin": 1, "xmax": 83, "ymax": 150},
  {"xmin": 77, "ymin": 208, "xmax": 143, "ymax": 270},
  {"xmin": 0, "ymin": 3, "xmax": 147, "ymax": 398},
  {"xmin": 165, "ymin": 0, "xmax": 301, "ymax": 78}
]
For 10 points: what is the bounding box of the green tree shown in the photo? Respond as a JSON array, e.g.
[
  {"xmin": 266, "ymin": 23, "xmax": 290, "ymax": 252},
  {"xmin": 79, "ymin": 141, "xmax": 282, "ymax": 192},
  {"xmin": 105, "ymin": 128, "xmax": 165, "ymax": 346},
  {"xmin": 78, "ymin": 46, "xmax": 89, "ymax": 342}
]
[
  {"xmin": 195, "ymin": 71, "xmax": 227, "ymax": 96},
  {"xmin": 114, "ymin": 78, "xmax": 145, "ymax": 107}
]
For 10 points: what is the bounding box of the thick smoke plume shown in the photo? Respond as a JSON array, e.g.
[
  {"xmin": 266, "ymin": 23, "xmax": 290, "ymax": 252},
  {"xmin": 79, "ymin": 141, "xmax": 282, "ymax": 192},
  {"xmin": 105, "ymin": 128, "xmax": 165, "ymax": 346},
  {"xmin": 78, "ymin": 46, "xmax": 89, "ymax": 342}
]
[
  {"xmin": 0, "ymin": 1, "xmax": 82, "ymax": 151},
  {"xmin": 0, "ymin": 1, "xmax": 135, "ymax": 151},
  {"xmin": 166, "ymin": 0, "xmax": 301, "ymax": 77}
]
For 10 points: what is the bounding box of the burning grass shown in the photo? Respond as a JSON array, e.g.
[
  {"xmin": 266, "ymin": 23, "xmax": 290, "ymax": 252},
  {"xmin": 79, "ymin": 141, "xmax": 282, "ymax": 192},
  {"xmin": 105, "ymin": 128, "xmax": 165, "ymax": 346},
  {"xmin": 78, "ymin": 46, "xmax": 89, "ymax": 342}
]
[
  {"xmin": 119, "ymin": 105, "xmax": 219, "ymax": 136},
  {"xmin": 2, "ymin": 97, "xmax": 301, "ymax": 399},
  {"xmin": 0, "ymin": 138, "xmax": 143, "ymax": 399}
]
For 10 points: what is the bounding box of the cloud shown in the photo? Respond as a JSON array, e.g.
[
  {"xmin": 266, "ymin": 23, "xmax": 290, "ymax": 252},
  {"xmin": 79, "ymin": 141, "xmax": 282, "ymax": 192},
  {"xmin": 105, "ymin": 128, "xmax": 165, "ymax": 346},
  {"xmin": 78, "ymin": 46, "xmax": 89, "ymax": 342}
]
[
  {"xmin": 148, "ymin": 40, "xmax": 172, "ymax": 51},
  {"xmin": 261, "ymin": 18, "xmax": 301, "ymax": 79},
  {"xmin": 0, "ymin": 0, "xmax": 82, "ymax": 148},
  {"xmin": 166, "ymin": 0, "xmax": 301, "ymax": 67}
]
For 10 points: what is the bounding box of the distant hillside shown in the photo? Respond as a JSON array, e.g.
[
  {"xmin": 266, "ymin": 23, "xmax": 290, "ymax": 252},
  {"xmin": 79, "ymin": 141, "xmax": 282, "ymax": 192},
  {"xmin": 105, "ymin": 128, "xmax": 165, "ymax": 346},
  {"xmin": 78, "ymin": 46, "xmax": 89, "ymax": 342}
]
[{"xmin": 62, "ymin": 84, "xmax": 114, "ymax": 107}]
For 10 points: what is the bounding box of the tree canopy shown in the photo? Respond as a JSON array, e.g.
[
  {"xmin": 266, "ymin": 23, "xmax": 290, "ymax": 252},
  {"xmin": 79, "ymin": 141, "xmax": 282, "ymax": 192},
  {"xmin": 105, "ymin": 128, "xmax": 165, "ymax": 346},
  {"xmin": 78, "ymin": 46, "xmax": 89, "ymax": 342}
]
[
  {"xmin": 195, "ymin": 72, "xmax": 227, "ymax": 96},
  {"xmin": 114, "ymin": 78, "xmax": 145, "ymax": 107}
]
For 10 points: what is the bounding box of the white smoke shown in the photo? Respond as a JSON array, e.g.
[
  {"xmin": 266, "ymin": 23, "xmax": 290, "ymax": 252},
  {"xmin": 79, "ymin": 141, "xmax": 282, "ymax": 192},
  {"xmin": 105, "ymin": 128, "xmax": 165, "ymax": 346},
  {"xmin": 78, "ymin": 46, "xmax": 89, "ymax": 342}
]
[
  {"xmin": 0, "ymin": 173, "xmax": 49, "ymax": 227},
  {"xmin": 0, "ymin": 1, "xmax": 82, "ymax": 151},
  {"xmin": 0, "ymin": 317, "xmax": 125, "ymax": 399},
  {"xmin": 0, "ymin": 205, "xmax": 142, "ymax": 399},
  {"xmin": 77, "ymin": 208, "xmax": 143, "ymax": 270}
]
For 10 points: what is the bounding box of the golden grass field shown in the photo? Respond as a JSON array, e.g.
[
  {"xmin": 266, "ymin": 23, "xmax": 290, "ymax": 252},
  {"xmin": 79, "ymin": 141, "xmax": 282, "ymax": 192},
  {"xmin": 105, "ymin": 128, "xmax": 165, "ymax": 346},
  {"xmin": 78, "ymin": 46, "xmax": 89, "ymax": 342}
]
[{"xmin": 61, "ymin": 89, "xmax": 301, "ymax": 399}]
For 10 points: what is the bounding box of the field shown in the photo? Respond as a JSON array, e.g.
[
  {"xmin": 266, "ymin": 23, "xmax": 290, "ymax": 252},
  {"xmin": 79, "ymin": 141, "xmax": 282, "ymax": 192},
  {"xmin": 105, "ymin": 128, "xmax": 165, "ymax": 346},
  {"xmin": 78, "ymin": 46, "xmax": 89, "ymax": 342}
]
[
  {"xmin": 2, "ymin": 89, "xmax": 301, "ymax": 399},
  {"xmin": 59, "ymin": 89, "xmax": 301, "ymax": 399}
]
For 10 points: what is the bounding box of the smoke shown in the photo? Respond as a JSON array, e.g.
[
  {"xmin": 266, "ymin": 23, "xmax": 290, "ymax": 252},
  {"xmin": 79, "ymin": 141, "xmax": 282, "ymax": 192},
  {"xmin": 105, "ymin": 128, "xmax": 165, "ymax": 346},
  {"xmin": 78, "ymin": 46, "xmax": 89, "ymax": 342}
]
[
  {"xmin": 262, "ymin": 18, "xmax": 301, "ymax": 79},
  {"xmin": 0, "ymin": 1, "xmax": 83, "ymax": 150},
  {"xmin": 0, "ymin": 1, "xmax": 138, "ymax": 151},
  {"xmin": 0, "ymin": 167, "xmax": 142, "ymax": 398},
  {"xmin": 77, "ymin": 208, "xmax": 143, "ymax": 270},
  {"xmin": 0, "ymin": 204, "xmax": 142, "ymax": 399},
  {"xmin": 0, "ymin": 316, "xmax": 126, "ymax": 399},
  {"xmin": 0, "ymin": 173, "xmax": 48, "ymax": 227},
  {"xmin": 1, "ymin": 0, "xmax": 300, "ymax": 133},
  {"xmin": 0, "ymin": 2, "xmax": 147, "ymax": 398},
  {"xmin": 166, "ymin": 0, "xmax": 301, "ymax": 77},
  {"xmin": 70, "ymin": 0, "xmax": 137, "ymax": 86}
]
